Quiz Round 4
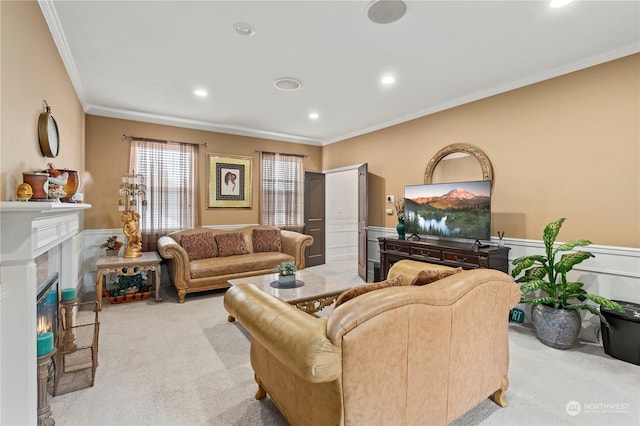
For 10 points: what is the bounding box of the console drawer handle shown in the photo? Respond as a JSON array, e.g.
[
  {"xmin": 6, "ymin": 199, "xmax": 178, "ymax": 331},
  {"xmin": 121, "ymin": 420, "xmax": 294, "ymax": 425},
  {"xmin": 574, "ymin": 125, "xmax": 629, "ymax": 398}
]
[{"xmin": 454, "ymin": 256, "xmax": 468, "ymax": 263}]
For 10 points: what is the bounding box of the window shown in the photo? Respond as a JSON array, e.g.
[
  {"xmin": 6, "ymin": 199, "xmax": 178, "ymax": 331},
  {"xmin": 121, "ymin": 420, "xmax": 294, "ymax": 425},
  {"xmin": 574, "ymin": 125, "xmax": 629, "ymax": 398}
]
[
  {"xmin": 130, "ymin": 138, "xmax": 198, "ymax": 250},
  {"xmin": 260, "ymin": 152, "xmax": 303, "ymax": 226}
]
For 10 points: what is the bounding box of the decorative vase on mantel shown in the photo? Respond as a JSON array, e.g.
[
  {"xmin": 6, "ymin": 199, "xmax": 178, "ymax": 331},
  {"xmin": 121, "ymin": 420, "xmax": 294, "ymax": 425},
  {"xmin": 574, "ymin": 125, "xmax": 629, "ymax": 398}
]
[
  {"xmin": 105, "ymin": 249, "xmax": 119, "ymax": 257},
  {"xmin": 396, "ymin": 219, "xmax": 405, "ymax": 240}
]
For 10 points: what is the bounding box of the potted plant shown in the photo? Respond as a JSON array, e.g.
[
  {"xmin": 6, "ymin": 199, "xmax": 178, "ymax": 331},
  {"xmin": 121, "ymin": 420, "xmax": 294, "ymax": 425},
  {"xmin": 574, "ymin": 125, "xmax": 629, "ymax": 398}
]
[
  {"xmin": 274, "ymin": 261, "xmax": 298, "ymax": 286},
  {"xmin": 107, "ymin": 273, "xmax": 150, "ymax": 304},
  {"xmin": 100, "ymin": 235, "xmax": 123, "ymax": 256},
  {"xmin": 511, "ymin": 218, "xmax": 626, "ymax": 349}
]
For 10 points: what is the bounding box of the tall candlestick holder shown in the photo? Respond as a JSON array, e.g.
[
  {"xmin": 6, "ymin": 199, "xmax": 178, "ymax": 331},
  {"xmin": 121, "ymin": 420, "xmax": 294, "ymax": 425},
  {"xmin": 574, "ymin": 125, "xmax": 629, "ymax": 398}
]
[
  {"xmin": 118, "ymin": 172, "xmax": 147, "ymax": 258},
  {"xmin": 37, "ymin": 348, "xmax": 56, "ymax": 426},
  {"xmin": 60, "ymin": 298, "xmax": 78, "ymax": 352}
]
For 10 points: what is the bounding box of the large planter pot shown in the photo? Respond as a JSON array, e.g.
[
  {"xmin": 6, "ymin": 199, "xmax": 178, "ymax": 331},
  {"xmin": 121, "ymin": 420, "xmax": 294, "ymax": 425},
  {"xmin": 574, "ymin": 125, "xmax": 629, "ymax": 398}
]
[{"xmin": 531, "ymin": 304, "xmax": 581, "ymax": 349}]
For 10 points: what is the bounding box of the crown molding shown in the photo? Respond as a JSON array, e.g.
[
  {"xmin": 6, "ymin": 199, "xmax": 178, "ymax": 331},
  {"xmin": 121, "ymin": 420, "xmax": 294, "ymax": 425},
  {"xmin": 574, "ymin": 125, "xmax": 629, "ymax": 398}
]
[
  {"xmin": 86, "ymin": 105, "xmax": 324, "ymax": 146},
  {"xmin": 38, "ymin": 0, "xmax": 88, "ymax": 109}
]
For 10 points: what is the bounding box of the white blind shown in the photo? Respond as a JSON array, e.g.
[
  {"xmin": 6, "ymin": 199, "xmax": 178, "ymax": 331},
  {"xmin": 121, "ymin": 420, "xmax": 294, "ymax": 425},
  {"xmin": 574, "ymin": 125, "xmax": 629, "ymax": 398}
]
[
  {"xmin": 260, "ymin": 152, "xmax": 303, "ymax": 226},
  {"xmin": 130, "ymin": 139, "xmax": 197, "ymax": 236}
]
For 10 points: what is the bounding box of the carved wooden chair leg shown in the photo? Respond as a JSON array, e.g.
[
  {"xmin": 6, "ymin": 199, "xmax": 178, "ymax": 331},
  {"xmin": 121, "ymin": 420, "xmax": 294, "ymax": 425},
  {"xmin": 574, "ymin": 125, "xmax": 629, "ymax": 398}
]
[
  {"xmin": 255, "ymin": 377, "xmax": 267, "ymax": 400},
  {"xmin": 177, "ymin": 289, "xmax": 187, "ymax": 303},
  {"xmin": 490, "ymin": 376, "xmax": 509, "ymax": 407}
]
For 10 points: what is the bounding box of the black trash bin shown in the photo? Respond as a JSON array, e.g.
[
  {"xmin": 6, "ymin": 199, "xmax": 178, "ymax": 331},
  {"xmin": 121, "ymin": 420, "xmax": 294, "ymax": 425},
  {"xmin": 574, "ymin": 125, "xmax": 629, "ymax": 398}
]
[{"xmin": 600, "ymin": 300, "xmax": 640, "ymax": 365}]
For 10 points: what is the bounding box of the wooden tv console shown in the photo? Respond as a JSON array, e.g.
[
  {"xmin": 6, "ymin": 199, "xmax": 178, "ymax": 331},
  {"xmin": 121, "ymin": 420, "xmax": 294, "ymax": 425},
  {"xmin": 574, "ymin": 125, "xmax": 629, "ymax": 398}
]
[{"xmin": 378, "ymin": 237, "xmax": 510, "ymax": 279}]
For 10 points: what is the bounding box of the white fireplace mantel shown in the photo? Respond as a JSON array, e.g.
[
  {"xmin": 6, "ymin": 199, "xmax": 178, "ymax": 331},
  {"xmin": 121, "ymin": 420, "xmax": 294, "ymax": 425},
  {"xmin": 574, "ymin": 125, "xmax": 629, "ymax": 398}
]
[{"xmin": 1, "ymin": 201, "xmax": 91, "ymax": 425}]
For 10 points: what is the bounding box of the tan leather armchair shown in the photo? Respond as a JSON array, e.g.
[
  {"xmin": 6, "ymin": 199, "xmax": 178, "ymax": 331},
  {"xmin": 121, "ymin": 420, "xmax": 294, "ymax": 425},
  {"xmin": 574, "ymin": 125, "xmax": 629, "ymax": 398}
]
[{"xmin": 224, "ymin": 267, "xmax": 521, "ymax": 425}]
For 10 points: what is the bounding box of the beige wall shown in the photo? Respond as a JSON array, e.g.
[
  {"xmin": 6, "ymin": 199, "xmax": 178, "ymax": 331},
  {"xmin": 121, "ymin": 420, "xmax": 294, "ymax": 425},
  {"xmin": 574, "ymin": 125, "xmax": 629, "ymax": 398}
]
[
  {"xmin": 2, "ymin": 1, "xmax": 637, "ymax": 248},
  {"xmin": 1, "ymin": 1, "xmax": 85, "ymax": 201},
  {"xmin": 84, "ymin": 115, "xmax": 322, "ymax": 229},
  {"xmin": 323, "ymin": 54, "xmax": 640, "ymax": 248}
]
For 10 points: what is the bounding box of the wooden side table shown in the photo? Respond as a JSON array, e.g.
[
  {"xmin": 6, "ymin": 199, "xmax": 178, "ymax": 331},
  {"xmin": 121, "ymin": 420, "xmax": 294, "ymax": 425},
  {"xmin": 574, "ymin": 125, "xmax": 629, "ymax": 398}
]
[{"xmin": 95, "ymin": 251, "xmax": 162, "ymax": 310}]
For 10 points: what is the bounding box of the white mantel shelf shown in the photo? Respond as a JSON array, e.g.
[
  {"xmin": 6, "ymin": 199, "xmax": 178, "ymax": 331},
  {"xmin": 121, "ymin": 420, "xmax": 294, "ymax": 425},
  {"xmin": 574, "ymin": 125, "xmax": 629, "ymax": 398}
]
[
  {"xmin": 0, "ymin": 201, "xmax": 91, "ymax": 425},
  {"xmin": 1, "ymin": 202, "xmax": 91, "ymax": 263},
  {"xmin": 0, "ymin": 200, "xmax": 92, "ymax": 213}
]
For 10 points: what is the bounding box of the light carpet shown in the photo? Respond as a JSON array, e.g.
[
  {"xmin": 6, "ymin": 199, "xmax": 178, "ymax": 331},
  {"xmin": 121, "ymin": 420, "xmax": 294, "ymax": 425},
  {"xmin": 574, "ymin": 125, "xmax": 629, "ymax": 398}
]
[{"xmin": 50, "ymin": 262, "xmax": 640, "ymax": 425}]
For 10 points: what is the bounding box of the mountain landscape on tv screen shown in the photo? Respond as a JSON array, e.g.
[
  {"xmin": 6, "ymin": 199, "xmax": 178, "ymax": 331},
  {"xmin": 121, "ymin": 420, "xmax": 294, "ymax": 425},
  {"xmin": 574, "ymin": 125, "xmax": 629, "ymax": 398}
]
[
  {"xmin": 409, "ymin": 188, "xmax": 490, "ymax": 211},
  {"xmin": 404, "ymin": 186, "xmax": 491, "ymax": 239}
]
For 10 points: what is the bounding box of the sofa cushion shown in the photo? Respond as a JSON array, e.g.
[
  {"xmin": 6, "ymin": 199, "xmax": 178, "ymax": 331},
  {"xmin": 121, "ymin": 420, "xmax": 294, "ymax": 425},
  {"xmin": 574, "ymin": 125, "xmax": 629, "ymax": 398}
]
[
  {"xmin": 252, "ymin": 229, "xmax": 282, "ymax": 253},
  {"xmin": 334, "ymin": 275, "xmax": 404, "ymax": 308},
  {"xmin": 410, "ymin": 267, "xmax": 463, "ymax": 286},
  {"xmin": 215, "ymin": 232, "xmax": 249, "ymax": 257},
  {"xmin": 180, "ymin": 232, "xmax": 218, "ymax": 261},
  {"xmin": 190, "ymin": 252, "xmax": 295, "ymax": 279}
]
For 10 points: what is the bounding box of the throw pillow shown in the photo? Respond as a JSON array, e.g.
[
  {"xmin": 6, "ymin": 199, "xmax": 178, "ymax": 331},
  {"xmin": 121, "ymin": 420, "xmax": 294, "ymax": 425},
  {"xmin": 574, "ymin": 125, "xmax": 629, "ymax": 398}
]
[
  {"xmin": 215, "ymin": 232, "xmax": 249, "ymax": 257},
  {"xmin": 334, "ymin": 275, "xmax": 404, "ymax": 308},
  {"xmin": 180, "ymin": 232, "xmax": 218, "ymax": 261},
  {"xmin": 410, "ymin": 267, "xmax": 463, "ymax": 286},
  {"xmin": 252, "ymin": 229, "xmax": 282, "ymax": 253}
]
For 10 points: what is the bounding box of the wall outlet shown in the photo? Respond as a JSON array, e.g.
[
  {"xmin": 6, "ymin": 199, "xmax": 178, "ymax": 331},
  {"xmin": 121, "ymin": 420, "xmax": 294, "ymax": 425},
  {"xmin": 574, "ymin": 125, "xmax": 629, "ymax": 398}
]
[{"xmin": 386, "ymin": 195, "xmax": 394, "ymax": 203}]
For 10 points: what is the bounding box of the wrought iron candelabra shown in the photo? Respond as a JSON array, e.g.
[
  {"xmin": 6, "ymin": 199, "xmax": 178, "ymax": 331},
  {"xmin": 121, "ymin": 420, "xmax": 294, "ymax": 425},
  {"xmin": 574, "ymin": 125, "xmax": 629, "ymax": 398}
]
[{"xmin": 118, "ymin": 172, "xmax": 147, "ymax": 258}]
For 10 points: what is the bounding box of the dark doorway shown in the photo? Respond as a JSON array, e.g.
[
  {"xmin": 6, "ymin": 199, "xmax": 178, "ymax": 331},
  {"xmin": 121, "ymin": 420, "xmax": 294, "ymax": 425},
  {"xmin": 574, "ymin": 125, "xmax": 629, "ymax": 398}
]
[
  {"xmin": 358, "ymin": 164, "xmax": 368, "ymax": 281},
  {"xmin": 304, "ymin": 171, "xmax": 325, "ymax": 267}
]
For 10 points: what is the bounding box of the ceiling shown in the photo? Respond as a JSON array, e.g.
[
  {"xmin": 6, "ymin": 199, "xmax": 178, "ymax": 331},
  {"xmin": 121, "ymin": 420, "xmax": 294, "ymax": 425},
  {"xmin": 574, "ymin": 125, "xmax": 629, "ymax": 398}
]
[{"xmin": 42, "ymin": 1, "xmax": 639, "ymax": 146}]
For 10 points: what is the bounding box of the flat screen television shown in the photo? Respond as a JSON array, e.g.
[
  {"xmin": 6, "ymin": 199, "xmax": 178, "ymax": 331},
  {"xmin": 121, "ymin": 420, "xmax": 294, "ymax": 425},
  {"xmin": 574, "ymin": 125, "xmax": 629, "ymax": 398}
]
[{"xmin": 403, "ymin": 179, "xmax": 491, "ymax": 243}]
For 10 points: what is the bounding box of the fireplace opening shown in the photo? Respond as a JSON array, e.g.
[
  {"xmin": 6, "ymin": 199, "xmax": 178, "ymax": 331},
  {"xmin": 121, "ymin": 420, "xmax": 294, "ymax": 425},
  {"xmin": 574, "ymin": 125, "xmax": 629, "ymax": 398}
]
[{"xmin": 37, "ymin": 273, "xmax": 60, "ymax": 349}]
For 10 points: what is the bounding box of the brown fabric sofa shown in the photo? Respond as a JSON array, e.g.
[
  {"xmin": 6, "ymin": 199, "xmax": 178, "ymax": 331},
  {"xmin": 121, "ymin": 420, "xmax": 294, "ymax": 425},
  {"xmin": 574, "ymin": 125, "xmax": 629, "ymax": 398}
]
[
  {"xmin": 224, "ymin": 265, "xmax": 520, "ymax": 425},
  {"xmin": 157, "ymin": 225, "xmax": 313, "ymax": 303}
]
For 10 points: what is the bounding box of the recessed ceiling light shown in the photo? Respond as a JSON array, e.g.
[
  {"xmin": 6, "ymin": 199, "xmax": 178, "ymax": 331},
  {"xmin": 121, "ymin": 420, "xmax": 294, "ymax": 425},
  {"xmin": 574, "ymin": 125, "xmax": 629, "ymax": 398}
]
[
  {"xmin": 233, "ymin": 22, "xmax": 255, "ymax": 36},
  {"xmin": 194, "ymin": 89, "xmax": 207, "ymax": 97},
  {"xmin": 309, "ymin": 112, "xmax": 319, "ymax": 120},
  {"xmin": 273, "ymin": 78, "xmax": 302, "ymax": 91},
  {"xmin": 366, "ymin": 0, "xmax": 407, "ymax": 24},
  {"xmin": 550, "ymin": 0, "xmax": 573, "ymax": 8},
  {"xmin": 381, "ymin": 75, "xmax": 395, "ymax": 85}
]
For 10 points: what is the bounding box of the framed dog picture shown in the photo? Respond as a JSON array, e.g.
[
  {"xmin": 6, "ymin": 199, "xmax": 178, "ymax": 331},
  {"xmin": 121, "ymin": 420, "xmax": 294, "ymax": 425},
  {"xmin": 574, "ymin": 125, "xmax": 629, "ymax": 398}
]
[{"xmin": 207, "ymin": 153, "xmax": 252, "ymax": 208}]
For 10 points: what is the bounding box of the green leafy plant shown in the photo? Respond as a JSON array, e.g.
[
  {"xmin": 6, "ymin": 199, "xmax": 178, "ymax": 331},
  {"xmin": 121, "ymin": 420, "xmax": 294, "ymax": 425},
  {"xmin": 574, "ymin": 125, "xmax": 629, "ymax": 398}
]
[
  {"xmin": 111, "ymin": 273, "xmax": 148, "ymax": 296},
  {"xmin": 274, "ymin": 261, "xmax": 298, "ymax": 276},
  {"xmin": 100, "ymin": 235, "xmax": 123, "ymax": 251},
  {"xmin": 511, "ymin": 218, "xmax": 625, "ymax": 323}
]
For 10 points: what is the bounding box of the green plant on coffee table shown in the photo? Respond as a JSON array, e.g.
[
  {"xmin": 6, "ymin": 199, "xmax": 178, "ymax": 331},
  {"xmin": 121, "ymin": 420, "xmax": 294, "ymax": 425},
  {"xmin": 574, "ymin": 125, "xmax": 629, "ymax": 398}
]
[
  {"xmin": 274, "ymin": 261, "xmax": 298, "ymax": 276},
  {"xmin": 111, "ymin": 272, "xmax": 148, "ymax": 296},
  {"xmin": 511, "ymin": 217, "xmax": 625, "ymax": 325}
]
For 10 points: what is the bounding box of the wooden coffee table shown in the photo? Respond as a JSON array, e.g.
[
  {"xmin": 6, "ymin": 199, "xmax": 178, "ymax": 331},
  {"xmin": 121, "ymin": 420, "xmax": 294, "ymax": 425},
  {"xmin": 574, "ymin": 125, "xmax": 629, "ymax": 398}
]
[{"xmin": 227, "ymin": 269, "xmax": 354, "ymax": 321}]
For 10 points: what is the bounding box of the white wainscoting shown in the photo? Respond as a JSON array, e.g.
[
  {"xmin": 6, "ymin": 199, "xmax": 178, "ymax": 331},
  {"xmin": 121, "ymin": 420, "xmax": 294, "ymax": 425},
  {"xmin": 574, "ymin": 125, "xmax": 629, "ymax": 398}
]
[
  {"xmin": 82, "ymin": 226, "xmax": 639, "ymax": 344},
  {"xmin": 326, "ymin": 219, "xmax": 358, "ymax": 263},
  {"xmin": 366, "ymin": 227, "xmax": 640, "ymax": 344}
]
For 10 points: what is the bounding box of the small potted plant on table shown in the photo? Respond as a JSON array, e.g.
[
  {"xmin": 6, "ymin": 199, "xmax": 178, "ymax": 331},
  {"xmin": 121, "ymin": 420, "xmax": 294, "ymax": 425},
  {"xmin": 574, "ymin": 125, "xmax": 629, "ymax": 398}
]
[
  {"xmin": 274, "ymin": 261, "xmax": 298, "ymax": 287},
  {"xmin": 100, "ymin": 235, "xmax": 123, "ymax": 256}
]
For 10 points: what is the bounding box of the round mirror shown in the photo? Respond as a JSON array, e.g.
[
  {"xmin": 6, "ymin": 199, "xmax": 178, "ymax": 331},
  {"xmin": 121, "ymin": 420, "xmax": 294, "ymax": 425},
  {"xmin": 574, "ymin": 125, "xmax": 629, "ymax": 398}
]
[{"xmin": 424, "ymin": 143, "xmax": 493, "ymax": 189}]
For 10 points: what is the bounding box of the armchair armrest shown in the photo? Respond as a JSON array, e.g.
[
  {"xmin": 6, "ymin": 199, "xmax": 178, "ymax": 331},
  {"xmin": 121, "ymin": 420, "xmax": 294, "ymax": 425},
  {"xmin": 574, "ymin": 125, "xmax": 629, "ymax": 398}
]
[
  {"xmin": 224, "ymin": 283, "xmax": 341, "ymax": 383},
  {"xmin": 280, "ymin": 230, "xmax": 314, "ymax": 269}
]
